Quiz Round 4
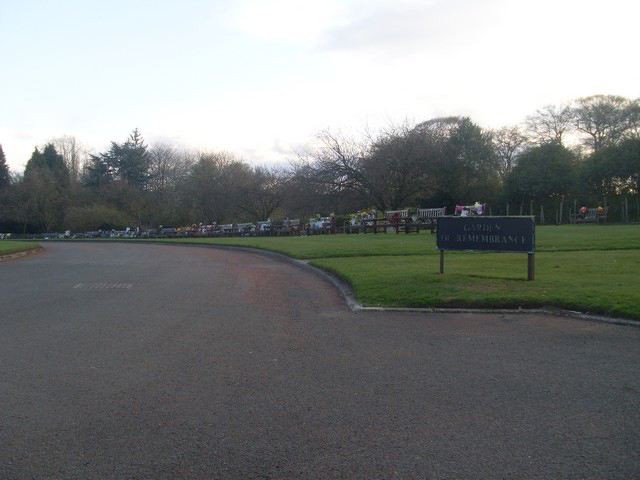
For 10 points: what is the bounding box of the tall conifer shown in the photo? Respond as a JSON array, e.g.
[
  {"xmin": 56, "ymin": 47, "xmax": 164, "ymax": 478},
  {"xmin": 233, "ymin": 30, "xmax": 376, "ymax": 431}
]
[{"xmin": 0, "ymin": 144, "xmax": 10, "ymax": 189}]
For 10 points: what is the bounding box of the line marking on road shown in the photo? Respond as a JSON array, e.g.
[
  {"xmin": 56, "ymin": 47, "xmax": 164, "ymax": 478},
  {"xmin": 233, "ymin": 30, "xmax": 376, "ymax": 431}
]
[{"xmin": 73, "ymin": 283, "xmax": 133, "ymax": 290}]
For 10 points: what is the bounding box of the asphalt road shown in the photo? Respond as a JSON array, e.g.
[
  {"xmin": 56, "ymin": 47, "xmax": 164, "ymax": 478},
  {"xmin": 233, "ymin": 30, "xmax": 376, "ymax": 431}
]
[{"xmin": 1, "ymin": 242, "xmax": 639, "ymax": 479}]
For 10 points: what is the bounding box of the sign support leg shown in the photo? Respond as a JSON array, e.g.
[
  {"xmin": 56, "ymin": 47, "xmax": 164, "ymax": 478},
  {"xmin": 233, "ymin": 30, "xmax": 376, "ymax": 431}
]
[
  {"xmin": 439, "ymin": 249, "xmax": 444, "ymax": 274},
  {"xmin": 528, "ymin": 253, "xmax": 535, "ymax": 281}
]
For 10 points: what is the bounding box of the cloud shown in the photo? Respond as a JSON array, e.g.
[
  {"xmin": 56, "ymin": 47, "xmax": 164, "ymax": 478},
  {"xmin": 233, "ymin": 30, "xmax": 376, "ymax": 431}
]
[
  {"xmin": 318, "ymin": 0, "xmax": 505, "ymax": 54},
  {"xmin": 2, "ymin": 0, "xmax": 638, "ymax": 173}
]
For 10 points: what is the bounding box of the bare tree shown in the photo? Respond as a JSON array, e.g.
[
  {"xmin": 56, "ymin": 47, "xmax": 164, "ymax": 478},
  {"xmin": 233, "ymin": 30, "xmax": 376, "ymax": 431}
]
[
  {"xmin": 298, "ymin": 118, "xmax": 500, "ymax": 212},
  {"xmin": 186, "ymin": 151, "xmax": 252, "ymax": 222},
  {"xmin": 300, "ymin": 124, "xmax": 442, "ymax": 211},
  {"xmin": 623, "ymin": 98, "xmax": 640, "ymax": 139},
  {"xmin": 51, "ymin": 135, "xmax": 89, "ymax": 182},
  {"xmin": 148, "ymin": 143, "xmax": 193, "ymax": 193},
  {"xmin": 283, "ymin": 159, "xmax": 349, "ymax": 217},
  {"xmin": 571, "ymin": 94, "xmax": 636, "ymax": 152},
  {"xmin": 491, "ymin": 125, "xmax": 529, "ymax": 182},
  {"xmin": 525, "ymin": 104, "xmax": 573, "ymax": 145},
  {"xmin": 304, "ymin": 129, "xmax": 371, "ymax": 201},
  {"xmin": 237, "ymin": 165, "xmax": 286, "ymax": 221}
]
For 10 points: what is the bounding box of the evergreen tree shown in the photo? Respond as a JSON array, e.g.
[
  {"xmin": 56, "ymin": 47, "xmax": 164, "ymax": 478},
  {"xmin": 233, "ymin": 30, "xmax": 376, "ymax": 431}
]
[
  {"xmin": 24, "ymin": 143, "xmax": 70, "ymax": 186},
  {"xmin": 0, "ymin": 144, "xmax": 10, "ymax": 189},
  {"xmin": 85, "ymin": 151, "xmax": 115, "ymax": 188},
  {"xmin": 85, "ymin": 129, "xmax": 150, "ymax": 189},
  {"xmin": 115, "ymin": 128, "xmax": 150, "ymax": 189},
  {"xmin": 22, "ymin": 144, "xmax": 70, "ymax": 232}
]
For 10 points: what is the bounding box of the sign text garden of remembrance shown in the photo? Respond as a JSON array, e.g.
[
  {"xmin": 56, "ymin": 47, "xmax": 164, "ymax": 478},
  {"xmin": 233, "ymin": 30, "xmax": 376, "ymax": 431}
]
[{"xmin": 436, "ymin": 216, "xmax": 536, "ymax": 280}]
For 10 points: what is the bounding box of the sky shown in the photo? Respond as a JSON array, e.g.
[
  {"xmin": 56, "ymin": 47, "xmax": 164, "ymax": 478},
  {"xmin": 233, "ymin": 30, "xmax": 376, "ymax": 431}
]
[{"xmin": 1, "ymin": 0, "xmax": 639, "ymax": 172}]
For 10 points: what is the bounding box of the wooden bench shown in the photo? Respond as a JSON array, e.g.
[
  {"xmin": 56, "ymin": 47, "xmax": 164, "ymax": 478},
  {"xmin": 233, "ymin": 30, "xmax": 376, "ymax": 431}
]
[
  {"xmin": 219, "ymin": 224, "xmax": 236, "ymax": 236},
  {"xmin": 345, "ymin": 210, "xmax": 413, "ymax": 234},
  {"xmin": 415, "ymin": 207, "xmax": 446, "ymax": 234},
  {"xmin": 289, "ymin": 219, "xmax": 301, "ymax": 235},
  {"xmin": 256, "ymin": 221, "xmax": 272, "ymax": 235},
  {"xmin": 159, "ymin": 227, "xmax": 177, "ymax": 238},
  {"xmin": 571, "ymin": 207, "xmax": 608, "ymax": 224},
  {"xmin": 343, "ymin": 211, "xmax": 377, "ymax": 234},
  {"xmin": 275, "ymin": 218, "xmax": 301, "ymax": 235},
  {"xmin": 343, "ymin": 218, "xmax": 381, "ymax": 234},
  {"xmin": 346, "ymin": 209, "xmax": 447, "ymax": 234},
  {"xmin": 236, "ymin": 223, "xmax": 255, "ymax": 236},
  {"xmin": 455, "ymin": 203, "xmax": 487, "ymax": 216},
  {"xmin": 308, "ymin": 216, "xmax": 336, "ymax": 235},
  {"xmin": 384, "ymin": 209, "xmax": 410, "ymax": 223},
  {"xmin": 383, "ymin": 209, "xmax": 410, "ymax": 233}
]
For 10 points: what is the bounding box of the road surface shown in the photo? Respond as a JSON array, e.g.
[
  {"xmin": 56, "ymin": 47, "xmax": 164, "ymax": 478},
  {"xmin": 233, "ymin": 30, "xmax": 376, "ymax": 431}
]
[{"xmin": 1, "ymin": 242, "xmax": 639, "ymax": 479}]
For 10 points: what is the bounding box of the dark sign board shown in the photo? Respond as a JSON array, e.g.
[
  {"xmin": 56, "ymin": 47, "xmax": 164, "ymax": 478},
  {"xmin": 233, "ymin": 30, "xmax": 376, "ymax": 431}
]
[{"xmin": 436, "ymin": 216, "xmax": 535, "ymax": 254}]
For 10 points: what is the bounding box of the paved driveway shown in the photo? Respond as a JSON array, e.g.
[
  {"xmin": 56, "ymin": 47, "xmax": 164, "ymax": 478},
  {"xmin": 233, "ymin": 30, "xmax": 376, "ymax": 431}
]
[{"xmin": 1, "ymin": 242, "xmax": 639, "ymax": 479}]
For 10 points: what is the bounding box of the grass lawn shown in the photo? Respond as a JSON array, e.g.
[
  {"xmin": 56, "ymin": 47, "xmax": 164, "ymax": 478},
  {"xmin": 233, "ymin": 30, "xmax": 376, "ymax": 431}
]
[
  {"xmin": 0, "ymin": 240, "xmax": 41, "ymax": 256},
  {"xmin": 154, "ymin": 224, "xmax": 640, "ymax": 320},
  {"xmin": 160, "ymin": 224, "xmax": 640, "ymax": 258},
  {"xmin": 311, "ymin": 250, "xmax": 640, "ymax": 319}
]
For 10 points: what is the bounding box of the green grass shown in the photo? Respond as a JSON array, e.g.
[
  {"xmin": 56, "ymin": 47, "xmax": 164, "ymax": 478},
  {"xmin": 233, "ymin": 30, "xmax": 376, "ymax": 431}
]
[
  {"xmin": 534, "ymin": 224, "xmax": 640, "ymax": 252},
  {"xmin": 155, "ymin": 224, "xmax": 640, "ymax": 257},
  {"xmin": 155, "ymin": 234, "xmax": 429, "ymax": 258},
  {"xmin": 150, "ymin": 224, "xmax": 640, "ymax": 320},
  {"xmin": 0, "ymin": 240, "xmax": 41, "ymax": 255},
  {"xmin": 311, "ymin": 250, "xmax": 640, "ymax": 319}
]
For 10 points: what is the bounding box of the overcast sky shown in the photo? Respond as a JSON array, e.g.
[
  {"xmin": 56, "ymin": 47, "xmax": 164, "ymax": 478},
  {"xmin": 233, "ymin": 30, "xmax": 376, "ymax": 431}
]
[{"xmin": 1, "ymin": 0, "xmax": 638, "ymax": 171}]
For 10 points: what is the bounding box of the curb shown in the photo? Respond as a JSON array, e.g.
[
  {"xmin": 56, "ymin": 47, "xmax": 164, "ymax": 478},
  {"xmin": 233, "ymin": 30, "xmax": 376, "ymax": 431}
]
[{"xmin": 0, "ymin": 247, "xmax": 43, "ymax": 262}]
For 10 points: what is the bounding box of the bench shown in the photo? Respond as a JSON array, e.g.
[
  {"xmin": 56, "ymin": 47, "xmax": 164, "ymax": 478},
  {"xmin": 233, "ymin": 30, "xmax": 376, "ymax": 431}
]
[
  {"xmin": 159, "ymin": 227, "xmax": 177, "ymax": 238},
  {"xmin": 384, "ymin": 209, "xmax": 410, "ymax": 224},
  {"xmin": 382, "ymin": 209, "xmax": 410, "ymax": 233},
  {"xmin": 308, "ymin": 216, "xmax": 335, "ymax": 234},
  {"xmin": 275, "ymin": 218, "xmax": 301, "ymax": 235},
  {"xmin": 236, "ymin": 223, "xmax": 255, "ymax": 236},
  {"xmin": 571, "ymin": 207, "xmax": 608, "ymax": 224},
  {"xmin": 288, "ymin": 219, "xmax": 301, "ymax": 235},
  {"xmin": 205, "ymin": 224, "xmax": 216, "ymax": 236},
  {"xmin": 455, "ymin": 203, "xmax": 486, "ymax": 216},
  {"xmin": 256, "ymin": 221, "xmax": 272, "ymax": 235},
  {"xmin": 343, "ymin": 211, "xmax": 377, "ymax": 234},
  {"xmin": 345, "ymin": 209, "xmax": 418, "ymax": 234},
  {"xmin": 416, "ymin": 207, "xmax": 446, "ymax": 234},
  {"xmin": 219, "ymin": 224, "xmax": 236, "ymax": 236}
]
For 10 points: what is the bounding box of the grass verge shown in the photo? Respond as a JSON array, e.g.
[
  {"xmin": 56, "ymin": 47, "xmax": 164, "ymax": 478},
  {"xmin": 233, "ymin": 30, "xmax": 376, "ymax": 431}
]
[
  {"xmin": 0, "ymin": 240, "xmax": 41, "ymax": 256},
  {"xmin": 155, "ymin": 224, "xmax": 640, "ymax": 258},
  {"xmin": 311, "ymin": 250, "xmax": 640, "ymax": 320}
]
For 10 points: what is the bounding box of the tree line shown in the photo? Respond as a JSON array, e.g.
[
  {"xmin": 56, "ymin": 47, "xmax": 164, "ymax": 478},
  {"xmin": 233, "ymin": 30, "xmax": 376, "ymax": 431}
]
[{"xmin": 0, "ymin": 94, "xmax": 638, "ymax": 234}]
